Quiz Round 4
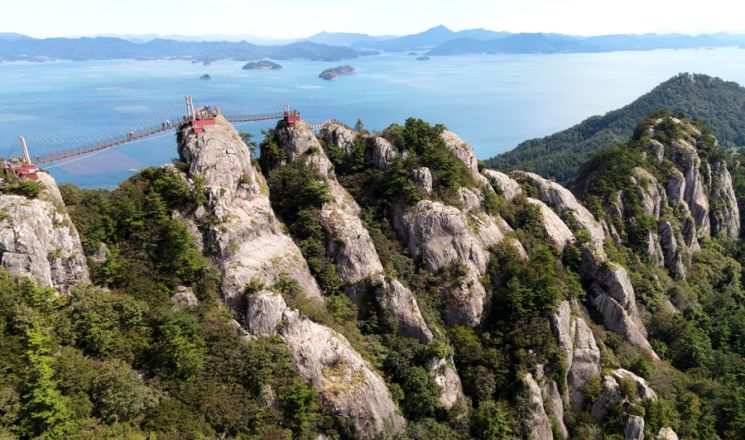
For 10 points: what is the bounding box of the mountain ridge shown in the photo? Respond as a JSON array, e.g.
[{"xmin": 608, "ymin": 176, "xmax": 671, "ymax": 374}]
[{"xmin": 484, "ymin": 73, "xmax": 745, "ymax": 183}]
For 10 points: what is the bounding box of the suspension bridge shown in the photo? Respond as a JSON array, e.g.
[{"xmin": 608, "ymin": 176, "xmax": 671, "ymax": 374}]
[{"xmin": 5, "ymin": 96, "xmax": 349, "ymax": 180}]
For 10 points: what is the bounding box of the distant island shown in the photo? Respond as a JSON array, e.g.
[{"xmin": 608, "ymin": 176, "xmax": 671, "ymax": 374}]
[
  {"xmin": 199, "ymin": 74, "xmax": 211, "ymax": 80},
  {"xmin": 242, "ymin": 60, "xmax": 282, "ymax": 70},
  {"xmin": 416, "ymin": 56, "xmax": 430, "ymax": 61},
  {"xmin": 319, "ymin": 65, "xmax": 356, "ymax": 80}
]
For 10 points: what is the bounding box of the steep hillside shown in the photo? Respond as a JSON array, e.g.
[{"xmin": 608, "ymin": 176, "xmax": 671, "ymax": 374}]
[
  {"xmin": 2, "ymin": 111, "xmax": 745, "ymax": 439},
  {"xmin": 485, "ymin": 73, "xmax": 745, "ymax": 183}
]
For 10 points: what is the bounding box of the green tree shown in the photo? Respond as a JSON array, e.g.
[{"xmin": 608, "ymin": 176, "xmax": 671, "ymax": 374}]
[
  {"xmin": 19, "ymin": 323, "xmax": 75, "ymax": 438},
  {"xmin": 279, "ymin": 379, "xmax": 319, "ymax": 438},
  {"xmin": 472, "ymin": 400, "xmax": 515, "ymax": 440}
]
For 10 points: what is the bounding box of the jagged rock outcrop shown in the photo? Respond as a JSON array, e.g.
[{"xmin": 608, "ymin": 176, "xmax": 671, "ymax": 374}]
[
  {"xmin": 514, "ymin": 171, "xmax": 605, "ymax": 248},
  {"xmin": 366, "ymin": 136, "xmax": 399, "ymax": 170},
  {"xmin": 522, "ymin": 373, "xmax": 555, "ymax": 440},
  {"xmin": 667, "ymin": 137, "xmax": 711, "ymax": 236},
  {"xmin": 412, "ymin": 167, "xmax": 433, "ymax": 195},
  {"xmin": 551, "ymin": 301, "xmax": 601, "ymax": 410},
  {"xmin": 0, "ymin": 172, "xmax": 89, "ymax": 292},
  {"xmin": 592, "ymin": 369, "xmax": 657, "ymax": 420},
  {"xmin": 483, "ymin": 169, "xmax": 522, "ymax": 202},
  {"xmin": 625, "ymin": 415, "xmax": 645, "ymax": 440},
  {"xmin": 527, "ymin": 198, "xmax": 575, "ymax": 250},
  {"xmin": 591, "ymin": 369, "xmax": 658, "ymax": 440},
  {"xmin": 514, "ymin": 171, "xmax": 657, "ymax": 359},
  {"xmin": 319, "ymin": 122, "xmax": 357, "ymax": 155},
  {"xmin": 277, "ymin": 120, "xmax": 434, "ymax": 344},
  {"xmin": 279, "ymin": 121, "xmax": 466, "ymax": 407},
  {"xmin": 427, "ymin": 356, "xmax": 464, "ymax": 409},
  {"xmin": 542, "ymin": 378, "xmax": 568, "ymax": 439},
  {"xmin": 178, "ymin": 116, "xmax": 323, "ymax": 305},
  {"xmin": 658, "ymin": 221, "xmax": 686, "ymax": 278},
  {"xmin": 371, "ymin": 276, "xmax": 433, "ymax": 343},
  {"xmin": 440, "ymin": 130, "xmax": 481, "ymax": 180},
  {"xmin": 709, "ymin": 161, "xmax": 740, "ymax": 237},
  {"xmin": 247, "ymin": 292, "xmax": 405, "ymax": 438},
  {"xmin": 393, "ymin": 200, "xmax": 493, "ymax": 326}
]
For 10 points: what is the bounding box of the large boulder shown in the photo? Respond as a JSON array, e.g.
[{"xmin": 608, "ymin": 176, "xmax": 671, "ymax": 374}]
[
  {"xmin": 248, "ymin": 292, "xmax": 405, "ymax": 438},
  {"xmin": 0, "ymin": 172, "xmax": 89, "ymax": 292}
]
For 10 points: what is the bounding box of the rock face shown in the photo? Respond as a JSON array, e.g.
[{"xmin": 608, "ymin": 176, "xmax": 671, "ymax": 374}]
[
  {"xmin": 709, "ymin": 161, "xmax": 740, "ymax": 237},
  {"xmin": 542, "ymin": 379, "xmax": 568, "ymax": 439},
  {"xmin": 0, "ymin": 172, "xmax": 89, "ymax": 292},
  {"xmin": 247, "ymin": 292, "xmax": 405, "ymax": 438},
  {"xmin": 393, "ymin": 200, "xmax": 495, "ymax": 326},
  {"xmin": 440, "ymin": 130, "xmax": 481, "ymax": 180},
  {"xmin": 178, "ymin": 116, "xmax": 323, "ymax": 306},
  {"xmin": 658, "ymin": 221, "xmax": 686, "ymax": 279},
  {"xmin": 427, "ymin": 356, "xmax": 464, "ymax": 409},
  {"xmin": 365, "ymin": 136, "xmax": 398, "ymax": 170},
  {"xmin": 522, "ymin": 373, "xmax": 555, "ymax": 440},
  {"xmin": 592, "ymin": 369, "xmax": 657, "ymax": 421},
  {"xmin": 550, "ymin": 301, "xmax": 601, "ymax": 410},
  {"xmin": 319, "ymin": 122, "xmax": 357, "ymax": 155},
  {"xmin": 484, "ymin": 169, "xmax": 522, "ymax": 202},
  {"xmin": 514, "ymin": 171, "xmax": 657, "ymax": 359},
  {"xmin": 412, "ymin": 167, "xmax": 433, "ymax": 195},
  {"xmin": 527, "ymin": 198, "xmax": 575, "ymax": 251},
  {"xmin": 591, "ymin": 369, "xmax": 658, "ymax": 440}
]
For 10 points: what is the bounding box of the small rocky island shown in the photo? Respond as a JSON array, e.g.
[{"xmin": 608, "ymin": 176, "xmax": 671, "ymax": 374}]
[
  {"xmin": 199, "ymin": 74, "xmax": 211, "ymax": 80},
  {"xmin": 319, "ymin": 65, "xmax": 356, "ymax": 81},
  {"xmin": 242, "ymin": 60, "xmax": 282, "ymax": 70}
]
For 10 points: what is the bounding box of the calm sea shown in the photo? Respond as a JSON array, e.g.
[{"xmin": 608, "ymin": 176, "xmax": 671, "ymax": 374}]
[{"xmin": 1, "ymin": 48, "xmax": 744, "ymax": 188}]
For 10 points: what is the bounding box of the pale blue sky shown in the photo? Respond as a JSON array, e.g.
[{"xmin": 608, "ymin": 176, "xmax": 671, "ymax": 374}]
[{"xmin": 6, "ymin": 0, "xmax": 745, "ymax": 39}]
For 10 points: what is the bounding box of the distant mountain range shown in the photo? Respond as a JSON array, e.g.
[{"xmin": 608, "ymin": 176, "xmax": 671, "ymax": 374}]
[
  {"xmin": 483, "ymin": 73, "xmax": 745, "ymax": 183},
  {"xmin": 0, "ymin": 36, "xmax": 358, "ymax": 62},
  {"xmin": 348, "ymin": 25, "xmax": 510, "ymax": 51},
  {"xmin": 2, "ymin": 26, "xmax": 745, "ymax": 61}
]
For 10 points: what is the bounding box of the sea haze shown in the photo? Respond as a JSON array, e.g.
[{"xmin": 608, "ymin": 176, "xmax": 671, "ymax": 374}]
[{"xmin": 1, "ymin": 48, "xmax": 744, "ymax": 188}]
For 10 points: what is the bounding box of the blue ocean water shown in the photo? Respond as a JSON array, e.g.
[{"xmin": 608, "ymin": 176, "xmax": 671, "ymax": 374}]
[{"xmin": 1, "ymin": 48, "xmax": 744, "ymax": 188}]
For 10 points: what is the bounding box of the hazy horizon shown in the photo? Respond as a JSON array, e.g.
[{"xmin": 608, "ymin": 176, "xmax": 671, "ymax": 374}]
[
  {"xmin": 5, "ymin": 0, "xmax": 745, "ymax": 40},
  {"xmin": 9, "ymin": 25, "xmax": 745, "ymax": 43}
]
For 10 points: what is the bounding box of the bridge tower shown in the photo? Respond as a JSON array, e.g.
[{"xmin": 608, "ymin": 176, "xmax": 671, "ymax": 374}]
[
  {"xmin": 185, "ymin": 96, "xmax": 196, "ymax": 120},
  {"xmin": 10, "ymin": 136, "xmax": 39, "ymax": 180}
]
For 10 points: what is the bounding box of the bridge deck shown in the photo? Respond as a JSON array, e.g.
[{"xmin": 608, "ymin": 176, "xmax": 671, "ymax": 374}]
[{"xmin": 35, "ymin": 112, "xmax": 288, "ymax": 165}]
